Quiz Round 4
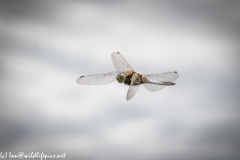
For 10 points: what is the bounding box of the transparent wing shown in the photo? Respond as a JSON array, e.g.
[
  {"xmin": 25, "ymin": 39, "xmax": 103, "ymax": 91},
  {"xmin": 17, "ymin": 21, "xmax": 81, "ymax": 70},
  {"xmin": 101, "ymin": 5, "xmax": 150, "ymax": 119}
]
[
  {"xmin": 111, "ymin": 52, "xmax": 134, "ymax": 71},
  {"xmin": 76, "ymin": 71, "xmax": 120, "ymax": 85},
  {"xmin": 126, "ymin": 72, "xmax": 140, "ymax": 100},
  {"xmin": 143, "ymin": 71, "xmax": 179, "ymax": 92},
  {"xmin": 143, "ymin": 71, "xmax": 179, "ymax": 83},
  {"xmin": 127, "ymin": 85, "xmax": 140, "ymax": 100},
  {"xmin": 144, "ymin": 83, "xmax": 165, "ymax": 92}
]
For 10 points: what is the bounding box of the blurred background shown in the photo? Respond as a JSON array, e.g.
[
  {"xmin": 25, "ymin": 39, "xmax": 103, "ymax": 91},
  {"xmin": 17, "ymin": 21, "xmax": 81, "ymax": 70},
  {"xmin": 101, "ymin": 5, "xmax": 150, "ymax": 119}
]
[{"xmin": 0, "ymin": 0, "xmax": 240, "ymax": 160}]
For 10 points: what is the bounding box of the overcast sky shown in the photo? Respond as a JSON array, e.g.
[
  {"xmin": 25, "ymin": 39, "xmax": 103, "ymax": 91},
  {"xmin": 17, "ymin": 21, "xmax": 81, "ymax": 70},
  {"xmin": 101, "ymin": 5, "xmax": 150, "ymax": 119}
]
[{"xmin": 0, "ymin": 1, "xmax": 240, "ymax": 160}]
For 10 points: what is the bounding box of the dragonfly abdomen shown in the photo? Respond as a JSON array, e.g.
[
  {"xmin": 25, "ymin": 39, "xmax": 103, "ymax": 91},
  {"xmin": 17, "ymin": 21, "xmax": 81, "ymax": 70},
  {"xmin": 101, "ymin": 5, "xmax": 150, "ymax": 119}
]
[
  {"xmin": 162, "ymin": 81, "xmax": 175, "ymax": 85},
  {"xmin": 145, "ymin": 80, "xmax": 175, "ymax": 86}
]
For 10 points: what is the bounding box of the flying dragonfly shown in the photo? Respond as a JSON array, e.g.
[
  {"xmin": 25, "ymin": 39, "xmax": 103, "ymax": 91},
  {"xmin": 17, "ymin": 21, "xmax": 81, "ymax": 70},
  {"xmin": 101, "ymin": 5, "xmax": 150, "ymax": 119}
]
[{"xmin": 77, "ymin": 52, "xmax": 179, "ymax": 100}]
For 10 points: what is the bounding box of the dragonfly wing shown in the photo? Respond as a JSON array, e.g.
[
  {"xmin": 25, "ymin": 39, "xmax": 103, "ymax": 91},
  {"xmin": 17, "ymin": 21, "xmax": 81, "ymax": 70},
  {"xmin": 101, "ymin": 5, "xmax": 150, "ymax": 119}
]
[
  {"xmin": 143, "ymin": 71, "xmax": 179, "ymax": 92},
  {"xmin": 127, "ymin": 85, "xmax": 140, "ymax": 100},
  {"xmin": 143, "ymin": 71, "xmax": 179, "ymax": 83},
  {"xmin": 76, "ymin": 71, "xmax": 120, "ymax": 85},
  {"xmin": 126, "ymin": 72, "xmax": 140, "ymax": 100},
  {"xmin": 111, "ymin": 52, "xmax": 134, "ymax": 71},
  {"xmin": 144, "ymin": 83, "xmax": 165, "ymax": 92}
]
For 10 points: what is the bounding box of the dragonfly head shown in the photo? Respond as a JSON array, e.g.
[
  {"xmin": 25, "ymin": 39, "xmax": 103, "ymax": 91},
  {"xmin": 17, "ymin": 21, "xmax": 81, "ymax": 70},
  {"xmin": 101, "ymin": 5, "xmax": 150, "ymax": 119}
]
[{"xmin": 116, "ymin": 72, "xmax": 126, "ymax": 83}]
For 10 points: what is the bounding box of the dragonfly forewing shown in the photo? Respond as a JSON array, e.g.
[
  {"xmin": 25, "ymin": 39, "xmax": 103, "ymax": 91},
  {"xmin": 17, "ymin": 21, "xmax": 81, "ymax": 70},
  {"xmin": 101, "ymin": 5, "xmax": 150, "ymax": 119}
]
[
  {"xmin": 76, "ymin": 71, "xmax": 121, "ymax": 85},
  {"xmin": 111, "ymin": 52, "xmax": 134, "ymax": 72}
]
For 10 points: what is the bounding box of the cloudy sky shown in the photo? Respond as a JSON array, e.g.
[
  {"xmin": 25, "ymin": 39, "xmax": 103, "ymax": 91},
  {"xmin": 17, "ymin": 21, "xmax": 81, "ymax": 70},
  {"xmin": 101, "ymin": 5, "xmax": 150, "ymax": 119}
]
[{"xmin": 0, "ymin": 1, "xmax": 240, "ymax": 160}]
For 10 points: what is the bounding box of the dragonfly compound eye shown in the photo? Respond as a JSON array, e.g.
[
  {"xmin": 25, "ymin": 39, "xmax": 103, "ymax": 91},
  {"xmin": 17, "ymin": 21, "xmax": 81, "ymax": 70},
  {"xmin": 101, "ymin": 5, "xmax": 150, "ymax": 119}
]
[{"xmin": 116, "ymin": 73, "xmax": 126, "ymax": 83}]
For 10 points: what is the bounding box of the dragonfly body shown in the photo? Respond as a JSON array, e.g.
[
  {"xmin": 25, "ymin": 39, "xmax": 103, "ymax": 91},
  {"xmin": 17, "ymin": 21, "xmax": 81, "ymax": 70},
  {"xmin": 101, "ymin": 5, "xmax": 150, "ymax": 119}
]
[
  {"xmin": 77, "ymin": 52, "xmax": 179, "ymax": 100},
  {"xmin": 118, "ymin": 70, "xmax": 143, "ymax": 86},
  {"xmin": 117, "ymin": 70, "xmax": 176, "ymax": 86}
]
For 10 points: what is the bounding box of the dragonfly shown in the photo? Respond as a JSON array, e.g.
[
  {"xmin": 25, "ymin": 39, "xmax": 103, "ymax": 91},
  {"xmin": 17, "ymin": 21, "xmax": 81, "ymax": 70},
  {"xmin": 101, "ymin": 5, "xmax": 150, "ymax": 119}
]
[{"xmin": 77, "ymin": 52, "xmax": 179, "ymax": 100}]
